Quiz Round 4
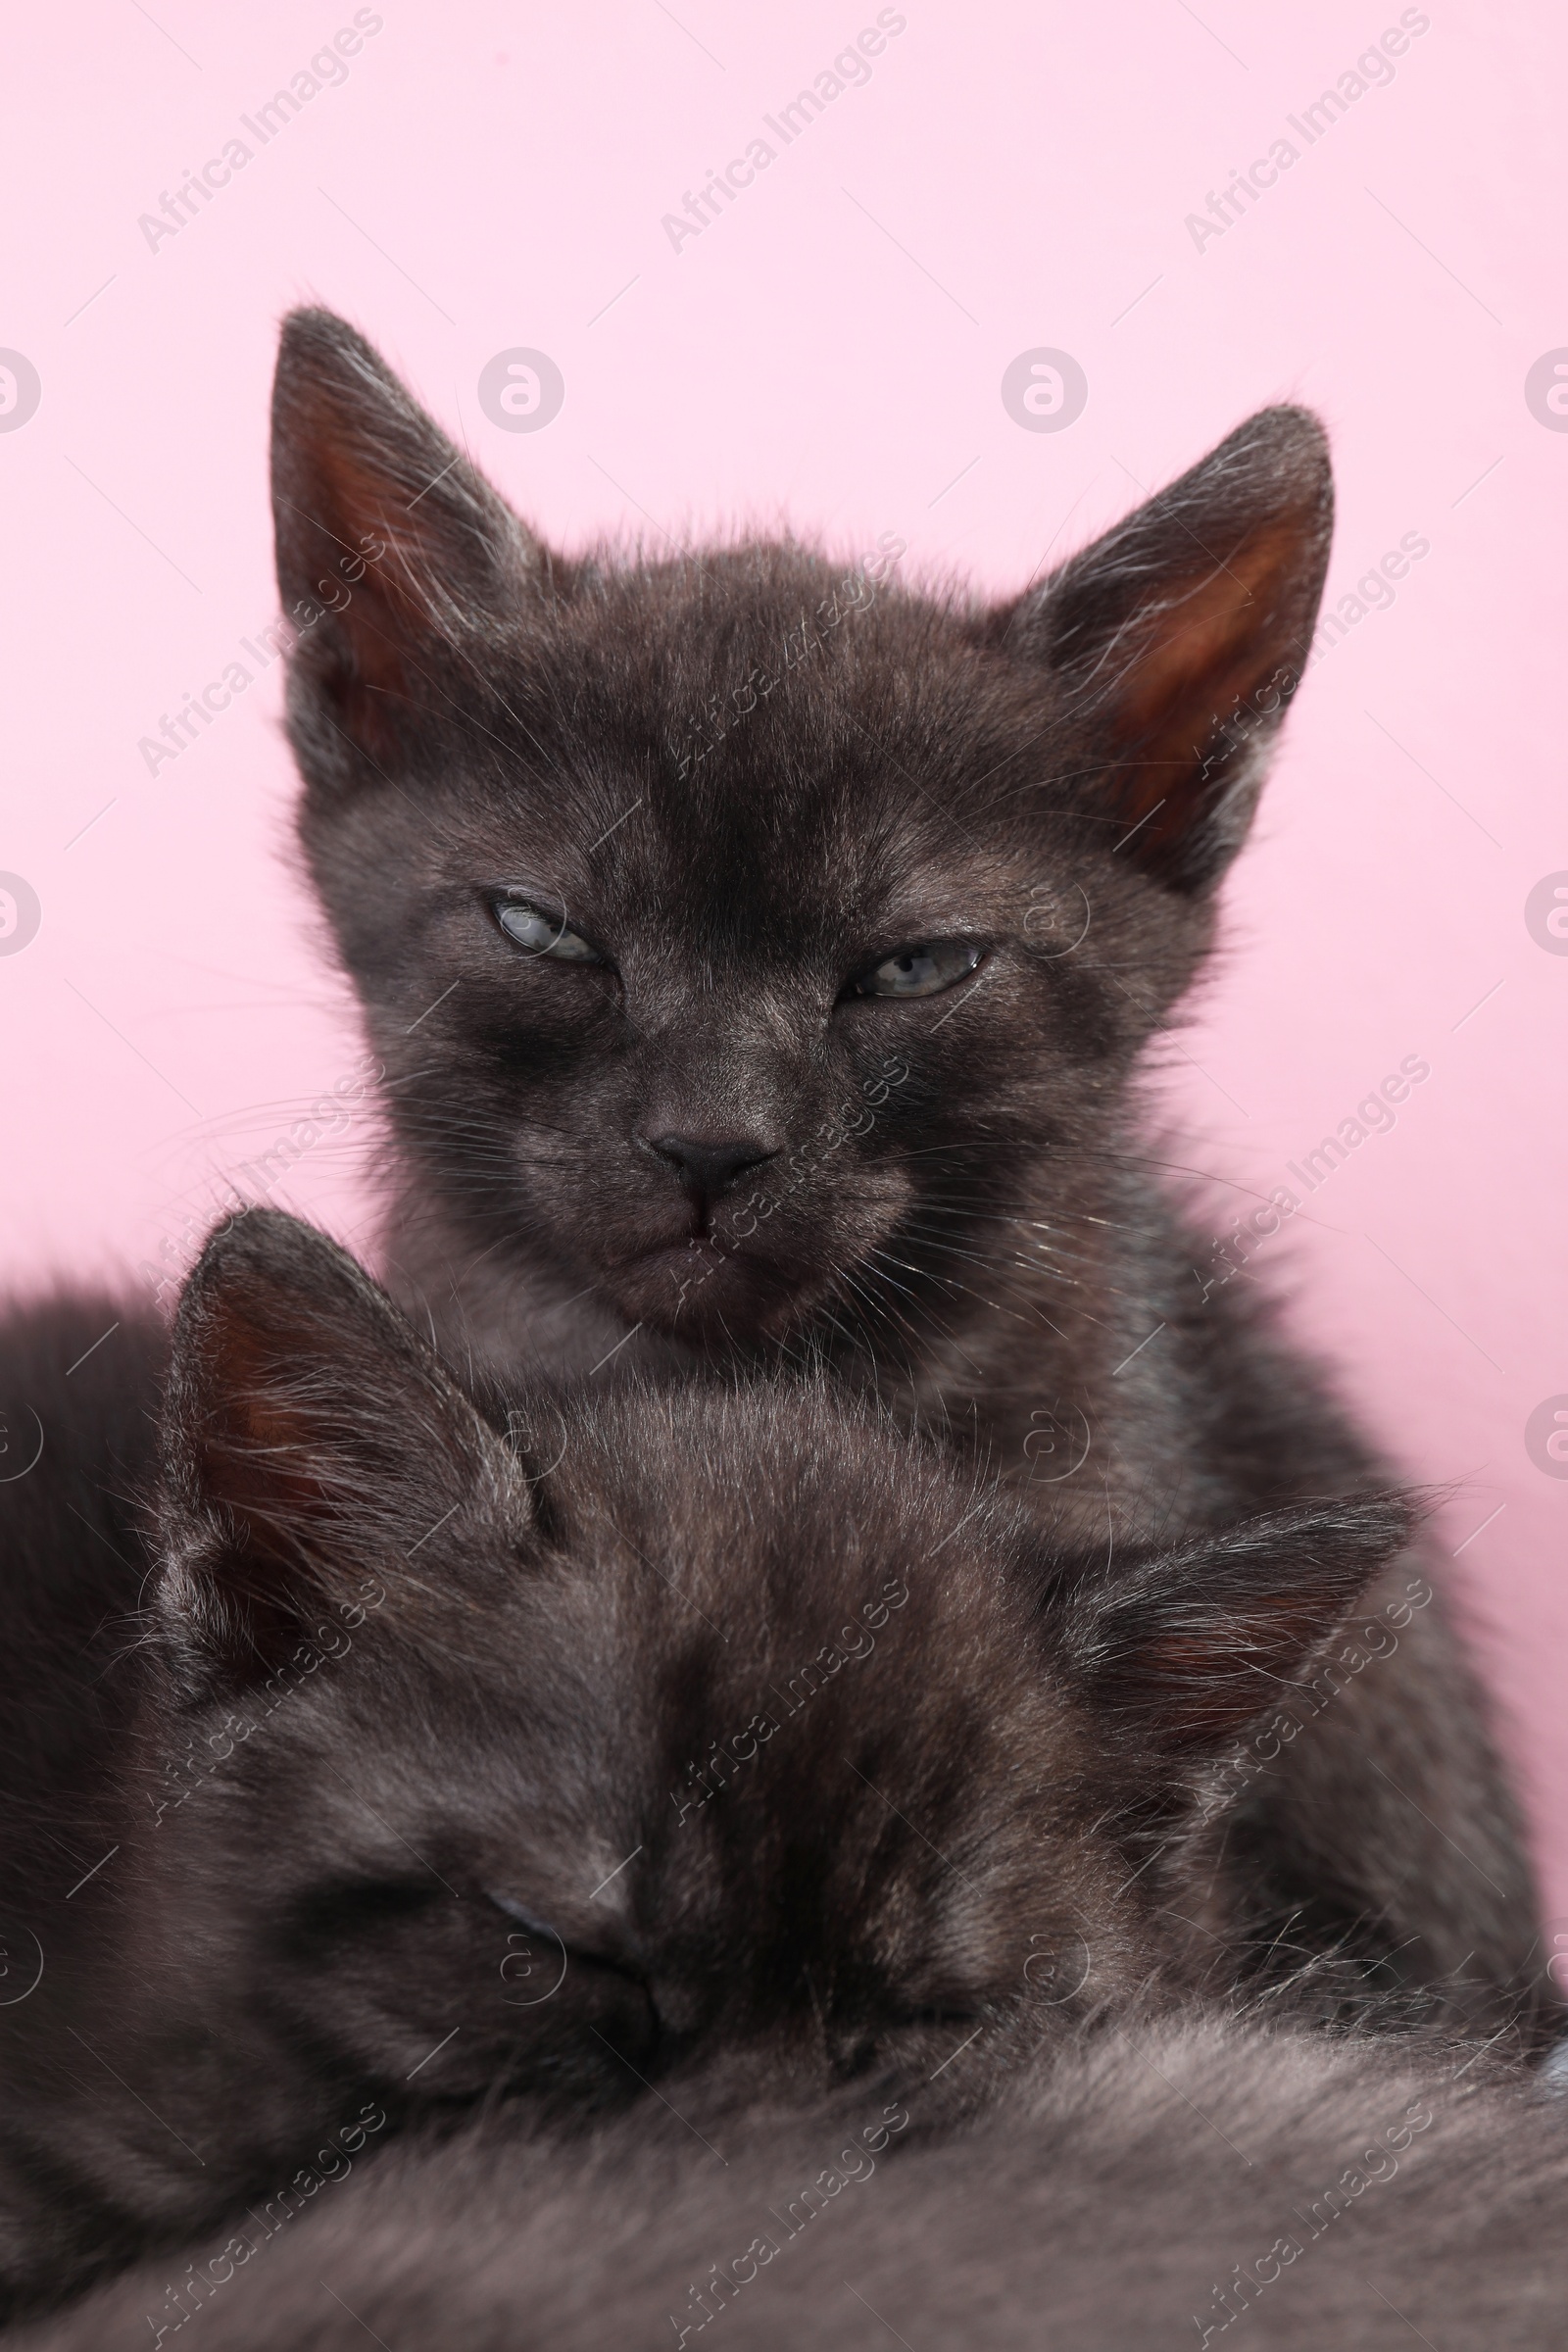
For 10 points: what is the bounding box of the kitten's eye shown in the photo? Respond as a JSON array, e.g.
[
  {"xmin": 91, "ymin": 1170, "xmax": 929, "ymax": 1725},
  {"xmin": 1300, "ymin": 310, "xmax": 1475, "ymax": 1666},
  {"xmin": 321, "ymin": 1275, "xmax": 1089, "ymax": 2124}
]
[
  {"xmin": 487, "ymin": 1890, "xmax": 564, "ymax": 1940},
  {"xmin": 849, "ymin": 941, "xmax": 983, "ymax": 1000},
  {"xmin": 486, "ymin": 1889, "xmax": 650, "ymax": 1999},
  {"xmin": 493, "ymin": 896, "xmax": 604, "ymax": 964}
]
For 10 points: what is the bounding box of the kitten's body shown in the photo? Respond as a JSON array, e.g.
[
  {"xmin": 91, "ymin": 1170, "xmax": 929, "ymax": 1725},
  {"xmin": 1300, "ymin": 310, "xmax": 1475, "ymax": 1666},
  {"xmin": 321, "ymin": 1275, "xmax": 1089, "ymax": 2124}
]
[
  {"xmin": 19, "ymin": 2017, "xmax": 1568, "ymax": 2351},
  {"xmin": 0, "ymin": 1298, "xmax": 166, "ymax": 1897},
  {"xmin": 0, "ymin": 1214, "xmax": 1431, "ymax": 2317},
  {"xmin": 268, "ymin": 312, "xmax": 1543, "ymax": 2023}
]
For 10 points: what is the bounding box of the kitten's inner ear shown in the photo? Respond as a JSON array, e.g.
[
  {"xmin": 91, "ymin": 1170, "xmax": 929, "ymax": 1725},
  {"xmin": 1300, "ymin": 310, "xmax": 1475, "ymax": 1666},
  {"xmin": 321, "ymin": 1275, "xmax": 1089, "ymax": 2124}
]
[
  {"xmin": 160, "ymin": 1208, "xmax": 527, "ymax": 1680},
  {"xmin": 1052, "ymin": 1495, "xmax": 1415, "ymax": 1757},
  {"xmin": 270, "ymin": 308, "xmax": 554, "ymax": 764},
  {"xmin": 984, "ymin": 409, "xmax": 1333, "ymax": 891}
]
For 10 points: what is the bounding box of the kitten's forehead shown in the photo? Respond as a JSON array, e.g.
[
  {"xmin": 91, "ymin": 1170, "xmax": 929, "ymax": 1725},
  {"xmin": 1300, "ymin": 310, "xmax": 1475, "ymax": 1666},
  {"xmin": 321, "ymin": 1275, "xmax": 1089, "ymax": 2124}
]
[
  {"xmin": 456, "ymin": 740, "xmax": 1021, "ymax": 968},
  {"xmin": 540, "ymin": 1391, "xmax": 1051, "ymax": 1734},
  {"xmin": 468, "ymin": 552, "xmax": 1040, "ymax": 942}
]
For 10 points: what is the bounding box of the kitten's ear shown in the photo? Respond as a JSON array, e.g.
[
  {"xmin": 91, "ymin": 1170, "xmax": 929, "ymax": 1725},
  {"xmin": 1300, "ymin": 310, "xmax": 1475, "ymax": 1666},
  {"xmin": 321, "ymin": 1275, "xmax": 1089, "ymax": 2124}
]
[
  {"xmin": 1053, "ymin": 1494, "xmax": 1414, "ymax": 1755},
  {"xmin": 982, "ymin": 409, "xmax": 1332, "ymax": 891},
  {"xmin": 157, "ymin": 1208, "xmax": 528, "ymax": 1682},
  {"xmin": 270, "ymin": 308, "xmax": 556, "ymax": 767}
]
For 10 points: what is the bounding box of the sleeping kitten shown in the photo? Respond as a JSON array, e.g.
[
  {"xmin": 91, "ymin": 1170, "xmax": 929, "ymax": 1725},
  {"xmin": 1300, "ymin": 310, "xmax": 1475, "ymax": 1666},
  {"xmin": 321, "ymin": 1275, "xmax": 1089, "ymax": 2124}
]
[
  {"xmin": 268, "ymin": 310, "xmax": 1544, "ymax": 2027},
  {"xmin": 0, "ymin": 1210, "xmax": 1414, "ymax": 2317},
  {"xmin": 18, "ymin": 2016, "xmax": 1568, "ymax": 2351}
]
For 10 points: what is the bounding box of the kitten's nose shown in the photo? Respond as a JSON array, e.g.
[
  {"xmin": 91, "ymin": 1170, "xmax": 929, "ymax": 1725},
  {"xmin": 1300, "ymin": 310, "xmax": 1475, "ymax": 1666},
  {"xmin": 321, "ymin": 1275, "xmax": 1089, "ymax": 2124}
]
[{"xmin": 643, "ymin": 1131, "xmax": 779, "ymax": 1198}]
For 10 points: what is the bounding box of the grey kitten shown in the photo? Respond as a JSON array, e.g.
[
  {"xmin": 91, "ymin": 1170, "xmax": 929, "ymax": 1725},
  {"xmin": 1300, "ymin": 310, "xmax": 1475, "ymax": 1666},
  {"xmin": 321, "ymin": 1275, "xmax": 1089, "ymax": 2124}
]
[{"xmin": 0, "ymin": 1210, "xmax": 1417, "ymax": 2318}]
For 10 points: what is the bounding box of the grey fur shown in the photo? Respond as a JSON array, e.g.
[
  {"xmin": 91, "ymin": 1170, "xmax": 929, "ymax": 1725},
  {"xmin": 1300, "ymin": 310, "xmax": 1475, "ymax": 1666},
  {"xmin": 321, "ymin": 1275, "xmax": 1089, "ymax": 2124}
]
[{"xmin": 17, "ymin": 2013, "xmax": 1568, "ymax": 2349}]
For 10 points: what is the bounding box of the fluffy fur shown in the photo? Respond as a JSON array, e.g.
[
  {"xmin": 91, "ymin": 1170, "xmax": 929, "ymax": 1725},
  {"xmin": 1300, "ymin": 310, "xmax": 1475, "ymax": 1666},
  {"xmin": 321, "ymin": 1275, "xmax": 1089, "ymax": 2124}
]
[
  {"xmin": 268, "ymin": 309, "xmax": 1543, "ymax": 2024},
  {"xmin": 17, "ymin": 2015, "xmax": 1568, "ymax": 2349},
  {"xmin": 0, "ymin": 1213, "xmax": 1435, "ymax": 2318}
]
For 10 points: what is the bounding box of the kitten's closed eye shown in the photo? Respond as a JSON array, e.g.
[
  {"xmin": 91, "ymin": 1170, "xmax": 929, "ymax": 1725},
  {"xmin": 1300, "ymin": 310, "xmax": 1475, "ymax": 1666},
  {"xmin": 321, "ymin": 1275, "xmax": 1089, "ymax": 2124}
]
[
  {"xmin": 486, "ymin": 1888, "xmax": 651, "ymax": 1997},
  {"xmin": 847, "ymin": 941, "xmax": 984, "ymax": 1000},
  {"xmin": 492, "ymin": 893, "xmax": 605, "ymax": 965},
  {"xmin": 286, "ymin": 1875, "xmax": 662, "ymax": 2082}
]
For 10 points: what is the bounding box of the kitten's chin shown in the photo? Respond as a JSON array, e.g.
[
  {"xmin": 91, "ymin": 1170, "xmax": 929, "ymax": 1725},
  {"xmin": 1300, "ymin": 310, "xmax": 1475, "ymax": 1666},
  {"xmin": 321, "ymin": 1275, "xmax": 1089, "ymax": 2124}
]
[{"xmin": 606, "ymin": 1239, "xmax": 817, "ymax": 1347}]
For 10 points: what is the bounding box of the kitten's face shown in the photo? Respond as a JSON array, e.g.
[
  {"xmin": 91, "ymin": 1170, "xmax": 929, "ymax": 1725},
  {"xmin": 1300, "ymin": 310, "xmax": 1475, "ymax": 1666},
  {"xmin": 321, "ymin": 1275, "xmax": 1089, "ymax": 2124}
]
[
  {"xmin": 324, "ymin": 557, "xmax": 1157, "ymax": 1349},
  {"xmin": 144, "ymin": 1386, "xmax": 1145, "ymax": 2120},
  {"xmin": 272, "ymin": 312, "xmax": 1333, "ymax": 1356},
  {"xmin": 127, "ymin": 1213, "xmax": 1399, "ymax": 2143}
]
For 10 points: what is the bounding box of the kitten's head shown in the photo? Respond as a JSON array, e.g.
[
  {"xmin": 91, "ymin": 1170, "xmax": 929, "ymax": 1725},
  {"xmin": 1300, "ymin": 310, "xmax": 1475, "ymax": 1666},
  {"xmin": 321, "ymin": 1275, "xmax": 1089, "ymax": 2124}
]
[
  {"xmin": 133, "ymin": 1210, "xmax": 1405, "ymax": 2139},
  {"xmin": 270, "ymin": 312, "xmax": 1333, "ymax": 1355}
]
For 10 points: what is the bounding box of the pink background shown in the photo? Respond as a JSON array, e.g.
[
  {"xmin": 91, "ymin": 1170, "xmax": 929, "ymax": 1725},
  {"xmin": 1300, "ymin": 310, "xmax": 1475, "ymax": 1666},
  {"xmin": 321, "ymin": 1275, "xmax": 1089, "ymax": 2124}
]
[{"xmin": 3, "ymin": 5, "xmax": 1565, "ymax": 1901}]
